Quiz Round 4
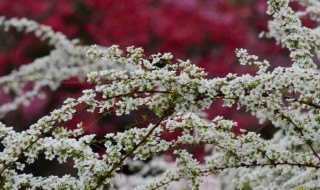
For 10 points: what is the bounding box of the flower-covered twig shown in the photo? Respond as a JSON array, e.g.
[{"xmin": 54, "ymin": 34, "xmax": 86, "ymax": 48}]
[{"xmin": 0, "ymin": 0, "xmax": 320, "ymax": 189}]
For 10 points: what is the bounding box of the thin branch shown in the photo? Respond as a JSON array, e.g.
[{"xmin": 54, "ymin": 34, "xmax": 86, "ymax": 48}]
[
  {"xmin": 92, "ymin": 116, "xmax": 166, "ymax": 190},
  {"xmin": 283, "ymin": 115, "xmax": 320, "ymax": 162}
]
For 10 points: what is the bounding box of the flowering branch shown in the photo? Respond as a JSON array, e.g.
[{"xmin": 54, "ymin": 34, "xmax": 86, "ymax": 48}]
[{"xmin": 0, "ymin": 0, "xmax": 320, "ymax": 189}]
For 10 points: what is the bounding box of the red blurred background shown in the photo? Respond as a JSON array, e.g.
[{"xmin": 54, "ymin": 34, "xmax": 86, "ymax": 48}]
[{"xmin": 0, "ymin": 0, "xmax": 290, "ymax": 178}]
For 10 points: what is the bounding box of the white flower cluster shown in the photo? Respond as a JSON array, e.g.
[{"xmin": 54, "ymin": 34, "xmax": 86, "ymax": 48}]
[
  {"xmin": 0, "ymin": 17, "xmax": 135, "ymax": 118},
  {"xmin": 0, "ymin": 0, "xmax": 320, "ymax": 189},
  {"xmin": 293, "ymin": 0, "xmax": 320, "ymax": 22},
  {"xmin": 265, "ymin": 0, "xmax": 320, "ymax": 69}
]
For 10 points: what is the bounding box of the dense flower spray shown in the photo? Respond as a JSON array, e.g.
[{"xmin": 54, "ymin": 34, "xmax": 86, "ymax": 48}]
[{"xmin": 0, "ymin": 0, "xmax": 320, "ymax": 189}]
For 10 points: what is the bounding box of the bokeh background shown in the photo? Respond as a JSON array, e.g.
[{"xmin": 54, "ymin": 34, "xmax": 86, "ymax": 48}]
[{"xmin": 0, "ymin": 0, "xmax": 292, "ymax": 182}]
